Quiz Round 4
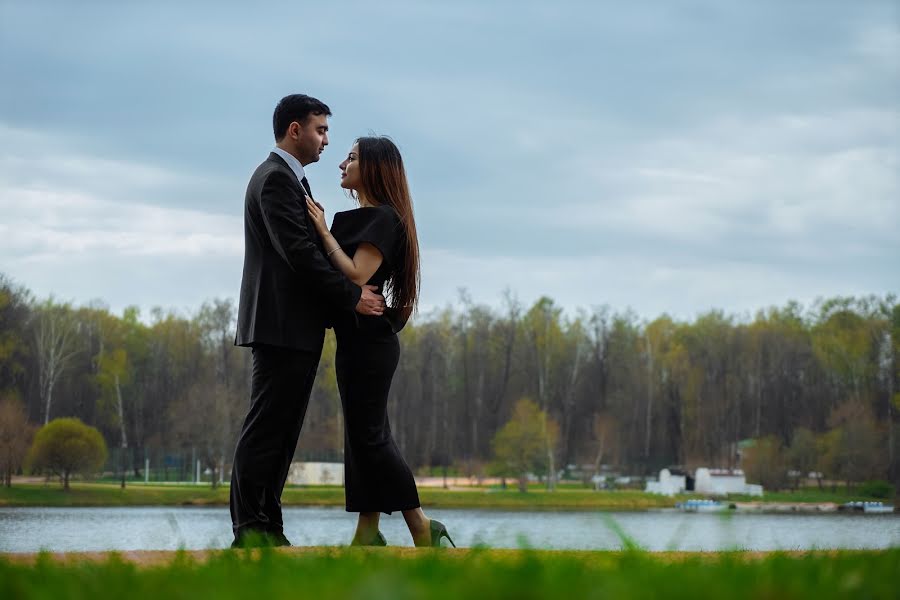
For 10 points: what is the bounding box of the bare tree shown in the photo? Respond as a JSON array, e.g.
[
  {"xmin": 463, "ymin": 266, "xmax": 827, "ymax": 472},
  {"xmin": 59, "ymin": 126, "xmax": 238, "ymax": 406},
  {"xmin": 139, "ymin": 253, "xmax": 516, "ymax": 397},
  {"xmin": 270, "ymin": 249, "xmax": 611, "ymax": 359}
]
[
  {"xmin": 170, "ymin": 377, "xmax": 241, "ymax": 488},
  {"xmin": 97, "ymin": 346, "xmax": 130, "ymax": 488},
  {"xmin": 0, "ymin": 396, "xmax": 34, "ymax": 486},
  {"xmin": 197, "ymin": 299, "xmax": 238, "ymax": 389},
  {"xmin": 32, "ymin": 300, "xmax": 80, "ymax": 424},
  {"xmin": 591, "ymin": 412, "xmax": 617, "ymax": 483},
  {"xmin": 491, "ymin": 289, "xmax": 520, "ymax": 414},
  {"xmin": 524, "ymin": 297, "xmax": 564, "ymax": 490},
  {"xmin": 559, "ymin": 316, "xmax": 587, "ymax": 468},
  {"xmin": 876, "ymin": 328, "xmax": 895, "ymax": 483}
]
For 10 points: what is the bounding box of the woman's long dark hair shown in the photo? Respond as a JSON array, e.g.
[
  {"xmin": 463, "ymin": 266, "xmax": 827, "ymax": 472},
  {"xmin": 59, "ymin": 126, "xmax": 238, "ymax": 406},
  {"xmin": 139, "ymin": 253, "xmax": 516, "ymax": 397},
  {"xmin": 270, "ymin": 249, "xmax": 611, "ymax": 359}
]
[{"xmin": 354, "ymin": 136, "xmax": 420, "ymax": 322}]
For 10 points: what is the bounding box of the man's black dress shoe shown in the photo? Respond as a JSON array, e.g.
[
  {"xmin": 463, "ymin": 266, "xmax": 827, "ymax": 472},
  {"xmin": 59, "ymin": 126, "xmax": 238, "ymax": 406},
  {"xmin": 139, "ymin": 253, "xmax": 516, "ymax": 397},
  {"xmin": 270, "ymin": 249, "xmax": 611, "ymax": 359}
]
[{"xmin": 231, "ymin": 529, "xmax": 292, "ymax": 548}]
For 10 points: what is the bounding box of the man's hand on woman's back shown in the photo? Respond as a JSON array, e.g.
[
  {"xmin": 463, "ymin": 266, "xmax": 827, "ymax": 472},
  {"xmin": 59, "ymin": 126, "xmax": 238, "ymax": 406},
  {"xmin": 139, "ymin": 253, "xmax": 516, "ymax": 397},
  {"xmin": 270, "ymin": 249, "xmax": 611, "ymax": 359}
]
[{"xmin": 356, "ymin": 285, "xmax": 386, "ymax": 316}]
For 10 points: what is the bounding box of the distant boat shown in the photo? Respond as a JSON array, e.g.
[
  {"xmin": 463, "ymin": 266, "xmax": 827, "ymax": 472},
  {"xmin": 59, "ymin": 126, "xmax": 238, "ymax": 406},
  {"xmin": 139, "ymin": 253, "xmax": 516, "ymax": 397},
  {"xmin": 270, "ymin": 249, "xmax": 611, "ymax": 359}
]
[
  {"xmin": 676, "ymin": 499, "xmax": 730, "ymax": 513},
  {"xmin": 838, "ymin": 501, "xmax": 895, "ymax": 514}
]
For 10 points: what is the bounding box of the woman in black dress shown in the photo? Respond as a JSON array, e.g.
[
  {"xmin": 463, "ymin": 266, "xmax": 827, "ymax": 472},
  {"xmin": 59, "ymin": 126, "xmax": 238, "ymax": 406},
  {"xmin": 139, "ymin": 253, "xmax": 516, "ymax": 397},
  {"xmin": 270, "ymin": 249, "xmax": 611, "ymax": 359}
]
[{"xmin": 306, "ymin": 136, "xmax": 454, "ymax": 548}]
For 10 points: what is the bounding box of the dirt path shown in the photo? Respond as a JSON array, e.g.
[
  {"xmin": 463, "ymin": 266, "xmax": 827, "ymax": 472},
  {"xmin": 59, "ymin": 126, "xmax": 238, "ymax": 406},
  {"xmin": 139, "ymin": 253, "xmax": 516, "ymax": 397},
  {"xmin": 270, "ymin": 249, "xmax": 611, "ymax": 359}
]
[{"xmin": 1, "ymin": 547, "xmax": 833, "ymax": 568}]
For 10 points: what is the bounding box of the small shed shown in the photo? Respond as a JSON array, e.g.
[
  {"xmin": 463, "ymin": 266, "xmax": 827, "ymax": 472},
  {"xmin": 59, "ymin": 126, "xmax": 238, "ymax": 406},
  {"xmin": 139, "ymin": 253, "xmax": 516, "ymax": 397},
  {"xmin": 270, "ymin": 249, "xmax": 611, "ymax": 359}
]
[
  {"xmin": 645, "ymin": 468, "xmax": 687, "ymax": 496},
  {"xmin": 694, "ymin": 468, "xmax": 763, "ymax": 496},
  {"xmin": 288, "ymin": 461, "xmax": 344, "ymax": 485}
]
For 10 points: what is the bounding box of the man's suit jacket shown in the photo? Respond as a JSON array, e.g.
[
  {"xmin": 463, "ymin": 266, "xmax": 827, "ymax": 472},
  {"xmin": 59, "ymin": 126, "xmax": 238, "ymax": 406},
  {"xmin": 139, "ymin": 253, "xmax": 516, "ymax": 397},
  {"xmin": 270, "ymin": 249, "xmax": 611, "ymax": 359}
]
[{"xmin": 235, "ymin": 153, "xmax": 361, "ymax": 351}]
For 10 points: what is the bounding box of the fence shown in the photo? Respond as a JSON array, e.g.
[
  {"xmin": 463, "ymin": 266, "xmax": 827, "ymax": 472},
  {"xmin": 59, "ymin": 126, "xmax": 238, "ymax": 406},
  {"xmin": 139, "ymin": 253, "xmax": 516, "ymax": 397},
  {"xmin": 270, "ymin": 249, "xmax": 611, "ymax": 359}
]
[{"xmin": 101, "ymin": 447, "xmax": 345, "ymax": 485}]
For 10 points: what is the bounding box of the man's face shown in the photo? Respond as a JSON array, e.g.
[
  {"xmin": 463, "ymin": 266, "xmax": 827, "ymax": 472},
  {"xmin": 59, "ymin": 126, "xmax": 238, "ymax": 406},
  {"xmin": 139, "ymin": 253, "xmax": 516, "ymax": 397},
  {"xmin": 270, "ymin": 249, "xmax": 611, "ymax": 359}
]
[{"xmin": 294, "ymin": 113, "xmax": 329, "ymax": 165}]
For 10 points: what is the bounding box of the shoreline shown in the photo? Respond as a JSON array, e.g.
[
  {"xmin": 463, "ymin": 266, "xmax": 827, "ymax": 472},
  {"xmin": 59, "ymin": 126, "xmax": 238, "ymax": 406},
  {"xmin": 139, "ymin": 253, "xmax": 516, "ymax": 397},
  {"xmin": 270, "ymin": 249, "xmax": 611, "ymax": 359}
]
[
  {"xmin": 1, "ymin": 482, "xmax": 894, "ymax": 513},
  {"xmin": 0, "ymin": 547, "xmax": 881, "ymax": 568}
]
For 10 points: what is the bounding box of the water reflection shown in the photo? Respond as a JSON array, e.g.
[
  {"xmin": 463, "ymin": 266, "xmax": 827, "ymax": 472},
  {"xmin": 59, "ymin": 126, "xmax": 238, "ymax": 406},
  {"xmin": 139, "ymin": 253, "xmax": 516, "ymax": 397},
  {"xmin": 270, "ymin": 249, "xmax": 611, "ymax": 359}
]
[{"xmin": 0, "ymin": 507, "xmax": 898, "ymax": 553}]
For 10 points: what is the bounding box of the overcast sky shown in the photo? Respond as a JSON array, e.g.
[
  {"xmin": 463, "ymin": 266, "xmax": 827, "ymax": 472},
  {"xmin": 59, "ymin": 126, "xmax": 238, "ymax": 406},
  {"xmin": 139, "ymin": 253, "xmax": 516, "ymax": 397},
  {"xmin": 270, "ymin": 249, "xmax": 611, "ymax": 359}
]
[{"xmin": 1, "ymin": 1, "xmax": 898, "ymax": 322}]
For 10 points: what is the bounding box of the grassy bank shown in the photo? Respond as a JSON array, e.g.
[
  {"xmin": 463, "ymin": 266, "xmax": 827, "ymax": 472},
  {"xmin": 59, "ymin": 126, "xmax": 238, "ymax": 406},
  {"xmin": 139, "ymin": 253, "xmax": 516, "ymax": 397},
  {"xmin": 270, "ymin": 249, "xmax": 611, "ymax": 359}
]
[
  {"xmin": 2, "ymin": 548, "xmax": 898, "ymax": 599},
  {"xmin": 0, "ymin": 483, "xmax": 681, "ymax": 510},
  {"xmin": 0, "ymin": 482, "xmax": 891, "ymax": 510}
]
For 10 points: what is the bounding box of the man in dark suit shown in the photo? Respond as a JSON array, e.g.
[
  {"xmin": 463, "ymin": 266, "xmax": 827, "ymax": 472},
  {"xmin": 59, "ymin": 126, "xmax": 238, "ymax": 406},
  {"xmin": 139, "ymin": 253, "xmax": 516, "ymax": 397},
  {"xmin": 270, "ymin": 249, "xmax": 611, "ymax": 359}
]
[{"xmin": 230, "ymin": 94, "xmax": 385, "ymax": 547}]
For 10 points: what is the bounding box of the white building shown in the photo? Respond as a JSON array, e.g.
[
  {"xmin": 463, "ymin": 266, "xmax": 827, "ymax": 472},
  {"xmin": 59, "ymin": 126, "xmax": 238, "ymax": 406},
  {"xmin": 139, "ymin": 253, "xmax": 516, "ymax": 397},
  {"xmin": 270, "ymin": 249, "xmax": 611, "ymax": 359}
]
[
  {"xmin": 287, "ymin": 462, "xmax": 344, "ymax": 485},
  {"xmin": 645, "ymin": 468, "xmax": 687, "ymax": 496},
  {"xmin": 694, "ymin": 468, "xmax": 763, "ymax": 496}
]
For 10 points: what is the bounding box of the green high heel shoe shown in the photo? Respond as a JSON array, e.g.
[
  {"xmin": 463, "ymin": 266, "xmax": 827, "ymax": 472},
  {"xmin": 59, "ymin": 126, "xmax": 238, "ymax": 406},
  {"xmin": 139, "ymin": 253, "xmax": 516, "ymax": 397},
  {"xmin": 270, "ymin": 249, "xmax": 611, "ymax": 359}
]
[
  {"xmin": 429, "ymin": 519, "xmax": 456, "ymax": 548},
  {"xmin": 351, "ymin": 530, "xmax": 387, "ymax": 546}
]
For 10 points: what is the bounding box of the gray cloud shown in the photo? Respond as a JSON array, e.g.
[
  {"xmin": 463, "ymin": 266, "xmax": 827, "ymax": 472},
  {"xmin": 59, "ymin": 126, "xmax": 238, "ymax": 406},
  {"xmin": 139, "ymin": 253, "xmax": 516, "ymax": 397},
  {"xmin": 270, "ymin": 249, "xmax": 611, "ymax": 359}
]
[{"xmin": 1, "ymin": 0, "xmax": 897, "ymax": 319}]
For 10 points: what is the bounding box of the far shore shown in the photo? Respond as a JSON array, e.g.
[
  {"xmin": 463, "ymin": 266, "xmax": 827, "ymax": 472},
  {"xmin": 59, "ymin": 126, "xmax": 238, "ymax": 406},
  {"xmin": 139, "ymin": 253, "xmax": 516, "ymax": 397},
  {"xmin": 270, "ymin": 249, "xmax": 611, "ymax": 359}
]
[{"xmin": 0, "ymin": 481, "xmax": 893, "ymax": 512}]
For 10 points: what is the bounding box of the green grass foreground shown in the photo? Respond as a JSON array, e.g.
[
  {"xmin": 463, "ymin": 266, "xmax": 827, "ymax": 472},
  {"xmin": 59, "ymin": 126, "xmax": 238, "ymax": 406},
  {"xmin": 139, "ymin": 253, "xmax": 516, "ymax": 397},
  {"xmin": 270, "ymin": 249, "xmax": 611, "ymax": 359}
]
[
  {"xmin": 2, "ymin": 548, "xmax": 898, "ymax": 600},
  {"xmin": 0, "ymin": 483, "xmax": 687, "ymax": 510}
]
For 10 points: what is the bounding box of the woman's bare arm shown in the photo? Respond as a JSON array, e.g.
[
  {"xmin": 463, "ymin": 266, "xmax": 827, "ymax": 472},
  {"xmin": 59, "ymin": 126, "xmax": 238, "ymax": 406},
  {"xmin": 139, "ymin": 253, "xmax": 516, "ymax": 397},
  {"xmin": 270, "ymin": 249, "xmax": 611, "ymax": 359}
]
[
  {"xmin": 324, "ymin": 241, "xmax": 383, "ymax": 286},
  {"xmin": 306, "ymin": 198, "xmax": 384, "ymax": 286}
]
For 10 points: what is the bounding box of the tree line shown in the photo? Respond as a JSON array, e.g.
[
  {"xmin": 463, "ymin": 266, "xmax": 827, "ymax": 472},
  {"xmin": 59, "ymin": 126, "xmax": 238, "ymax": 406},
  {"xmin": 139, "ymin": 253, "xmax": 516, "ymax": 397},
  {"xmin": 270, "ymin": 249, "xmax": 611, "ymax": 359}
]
[{"xmin": 0, "ymin": 273, "xmax": 897, "ymax": 490}]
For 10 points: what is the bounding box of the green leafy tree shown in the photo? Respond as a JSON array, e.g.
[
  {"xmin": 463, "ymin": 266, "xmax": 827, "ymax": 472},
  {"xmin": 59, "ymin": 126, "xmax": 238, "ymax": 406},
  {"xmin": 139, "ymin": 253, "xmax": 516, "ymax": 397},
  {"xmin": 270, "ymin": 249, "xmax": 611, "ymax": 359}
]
[
  {"xmin": 827, "ymin": 400, "xmax": 886, "ymax": 489},
  {"xmin": 643, "ymin": 316, "xmax": 677, "ymax": 464},
  {"xmin": 742, "ymin": 436, "xmax": 788, "ymax": 490},
  {"xmin": 1, "ymin": 273, "xmax": 896, "ymax": 489},
  {"xmin": 812, "ymin": 306, "xmax": 874, "ymax": 404},
  {"xmin": 491, "ymin": 398, "xmax": 559, "ymax": 492},
  {"xmin": 0, "ymin": 395, "xmax": 34, "ymax": 486},
  {"xmin": 96, "ymin": 345, "xmax": 130, "ymax": 487},
  {"xmin": 0, "ymin": 275, "xmax": 32, "ymax": 399},
  {"xmin": 816, "ymin": 428, "xmax": 842, "ymax": 490},
  {"xmin": 26, "ymin": 418, "xmax": 108, "ymax": 490},
  {"xmin": 90, "ymin": 305, "xmax": 151, "ymax": 487},
  {"xmin": 786, "ymin": 428, "xmax": 818, "ymax": 490}
]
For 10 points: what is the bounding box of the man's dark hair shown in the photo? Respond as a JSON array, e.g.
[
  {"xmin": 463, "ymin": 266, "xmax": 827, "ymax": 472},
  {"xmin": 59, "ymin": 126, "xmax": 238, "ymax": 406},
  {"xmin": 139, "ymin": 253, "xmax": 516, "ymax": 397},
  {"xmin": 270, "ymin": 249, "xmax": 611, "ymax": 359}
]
[{"xmin": 273, "ymin": 94, "xmax": 332, "ymax": 141}]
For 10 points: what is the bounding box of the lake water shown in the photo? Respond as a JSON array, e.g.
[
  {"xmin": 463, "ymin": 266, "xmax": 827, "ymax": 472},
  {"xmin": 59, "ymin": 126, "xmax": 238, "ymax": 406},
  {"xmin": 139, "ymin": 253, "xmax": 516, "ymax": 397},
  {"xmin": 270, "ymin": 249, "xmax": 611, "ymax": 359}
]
[{"xmin": 1, "ymin": 507, "xmax": 898, "ymax": 553}]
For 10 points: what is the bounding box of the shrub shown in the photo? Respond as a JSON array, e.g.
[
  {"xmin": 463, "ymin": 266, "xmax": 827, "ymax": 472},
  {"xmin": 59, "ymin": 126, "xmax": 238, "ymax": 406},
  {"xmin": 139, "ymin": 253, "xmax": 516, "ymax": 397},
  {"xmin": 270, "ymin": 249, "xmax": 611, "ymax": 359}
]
[
  {"xmin": 856, "ymin": 480, "xmax": 894, "ymax": 500},
  {"xmin": 26, "ymin": 418, "xmax": 108, "ymax": 490},
  {"xmin": 743, "ymin": 436, "xmax": 788, "ymax": 491}
]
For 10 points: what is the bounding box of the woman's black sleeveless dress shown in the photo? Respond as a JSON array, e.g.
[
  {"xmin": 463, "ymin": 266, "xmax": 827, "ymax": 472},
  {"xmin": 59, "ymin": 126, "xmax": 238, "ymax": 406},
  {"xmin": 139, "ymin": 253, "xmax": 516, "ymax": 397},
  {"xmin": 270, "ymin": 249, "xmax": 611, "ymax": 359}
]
[{"xmin": 329, "ymin": 204, "xmax": 420, "ymax": 514}]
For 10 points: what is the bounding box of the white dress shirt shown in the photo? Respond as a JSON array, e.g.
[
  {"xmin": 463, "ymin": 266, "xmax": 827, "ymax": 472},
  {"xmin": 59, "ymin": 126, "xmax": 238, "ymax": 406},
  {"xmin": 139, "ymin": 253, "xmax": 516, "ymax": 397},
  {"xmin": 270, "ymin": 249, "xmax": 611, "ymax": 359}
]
[{"xmin": 272, "ymin": 147, "xmax": 307, "ymax": 189}]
